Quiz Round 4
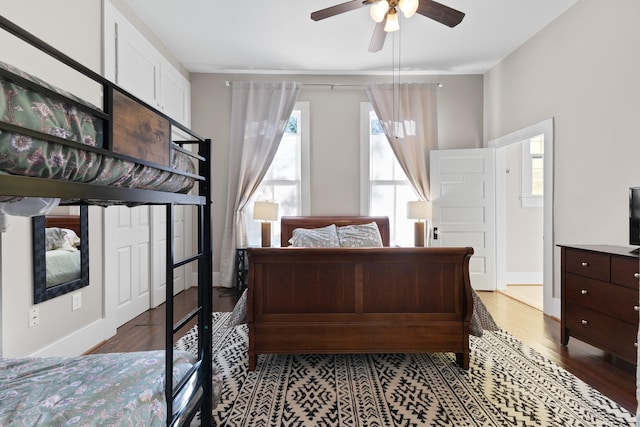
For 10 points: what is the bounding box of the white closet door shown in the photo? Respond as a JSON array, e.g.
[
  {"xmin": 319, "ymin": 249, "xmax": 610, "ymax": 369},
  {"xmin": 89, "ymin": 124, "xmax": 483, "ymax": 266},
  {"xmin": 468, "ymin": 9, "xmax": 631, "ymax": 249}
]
[
  {"xmin": 104, "ymin": 206, "xmax": 151, "ymax": 327},
  {"xmin": 160, "ymin": 60, "xmax": 190, "ymax": 126},
  {"xmin": 113, "ymin": 18, "xmax": 160, "ymax": 108},
  {"xmin": 103, "ymin": 1, "xmax": 194, "ymax": 328},
  {"xmin": 150, "ymin": 206, "xmax": 186, "ymax": 308}
]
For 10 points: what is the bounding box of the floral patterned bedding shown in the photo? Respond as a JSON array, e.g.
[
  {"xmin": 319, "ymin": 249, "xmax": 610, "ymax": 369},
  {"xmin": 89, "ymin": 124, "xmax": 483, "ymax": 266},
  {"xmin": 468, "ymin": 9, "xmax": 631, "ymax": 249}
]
[
  {"xmin": 0, "ymin": 350, "xmax": 202, "ymax": 426},
  {"xmin": 0, "ymin": 60, "xmax": 196, "ymax": 198}
]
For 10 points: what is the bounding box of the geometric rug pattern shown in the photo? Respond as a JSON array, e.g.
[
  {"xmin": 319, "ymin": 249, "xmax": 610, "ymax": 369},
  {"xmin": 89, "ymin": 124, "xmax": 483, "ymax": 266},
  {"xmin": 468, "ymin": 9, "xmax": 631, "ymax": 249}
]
[{"xmin": 176, "ymin": 312, "xmax": 635, "ymax": 426}]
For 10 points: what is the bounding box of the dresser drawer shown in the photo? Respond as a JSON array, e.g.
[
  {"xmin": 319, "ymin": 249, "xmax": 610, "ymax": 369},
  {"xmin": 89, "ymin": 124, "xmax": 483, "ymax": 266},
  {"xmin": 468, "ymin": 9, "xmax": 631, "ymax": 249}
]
[
  {"xmin": 611, "ymin": 255, "xmax": 640, "ymax": 290},
  {"xmin": 565, "ymin": 273, "xmax": 639, "ymax": 323},
  {"xmin": 564, "ymin": 248, "xmax": 610, "ymax": 281},
  {"xmin": 565, "ymin": 303, "xmax": 638, "ymax": 363}
]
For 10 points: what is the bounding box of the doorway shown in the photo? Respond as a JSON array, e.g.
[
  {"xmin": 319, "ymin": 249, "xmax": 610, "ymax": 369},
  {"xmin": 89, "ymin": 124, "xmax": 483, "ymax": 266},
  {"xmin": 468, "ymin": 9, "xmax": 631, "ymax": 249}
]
[{"xmin": 489, "ymin": 118, "xmax": 556, "ymax": 317}]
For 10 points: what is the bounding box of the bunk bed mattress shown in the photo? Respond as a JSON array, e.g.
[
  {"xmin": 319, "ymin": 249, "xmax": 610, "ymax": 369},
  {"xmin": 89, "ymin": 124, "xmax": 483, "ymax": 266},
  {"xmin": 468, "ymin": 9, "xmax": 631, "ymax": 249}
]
[
  {"xmin": 0, "ymin": 350, "xmax": 196, "ymax": 425},
  {"xmin": 0, "ymin": 61, "xmax": 196, "ymax": 197}
]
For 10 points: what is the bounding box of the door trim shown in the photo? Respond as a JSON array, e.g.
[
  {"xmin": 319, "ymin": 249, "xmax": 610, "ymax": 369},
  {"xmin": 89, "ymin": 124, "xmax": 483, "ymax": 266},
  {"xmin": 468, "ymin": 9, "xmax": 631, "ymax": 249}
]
[{"xmin": 488, "ymin": 118, "xmax": 557, "ymax": 318}]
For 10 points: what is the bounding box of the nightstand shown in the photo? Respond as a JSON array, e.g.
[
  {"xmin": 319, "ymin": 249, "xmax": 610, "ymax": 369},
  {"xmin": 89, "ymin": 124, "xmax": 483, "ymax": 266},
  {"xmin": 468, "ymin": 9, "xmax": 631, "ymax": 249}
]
[{"xmin": 235, "ymin": 248, "xmax": 248, "ymax": 295}]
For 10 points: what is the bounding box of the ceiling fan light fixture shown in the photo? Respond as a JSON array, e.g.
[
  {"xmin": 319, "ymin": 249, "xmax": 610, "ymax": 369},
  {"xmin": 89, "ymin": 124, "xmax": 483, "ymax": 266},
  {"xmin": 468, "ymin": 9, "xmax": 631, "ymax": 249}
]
[
  {"xmin": 398, "ymin": 0, "xmax": 419, "ymax": 18},
  {"xmin": 384, "ymin": 8, "xmax": 400, "ymax": 32},
  {"xmin": 370, "ymin": 0, "xmax": 389, "ymax": 23}
]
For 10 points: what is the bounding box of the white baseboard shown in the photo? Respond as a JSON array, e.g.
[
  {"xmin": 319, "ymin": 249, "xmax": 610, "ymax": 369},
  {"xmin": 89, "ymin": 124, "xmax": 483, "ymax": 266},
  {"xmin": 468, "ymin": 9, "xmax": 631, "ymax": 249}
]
[
  {"xmin": 29, "ymin": 318, "xmax": 116, "ymax": 357},
  {"xmin": 505, "ymin": 272, "xmax": 543, "ymax": 285}
]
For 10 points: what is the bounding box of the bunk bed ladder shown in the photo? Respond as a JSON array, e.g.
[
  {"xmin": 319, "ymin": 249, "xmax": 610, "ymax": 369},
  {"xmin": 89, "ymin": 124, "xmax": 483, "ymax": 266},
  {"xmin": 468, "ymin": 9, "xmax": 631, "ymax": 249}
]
[{"xmin": 165, "ymin": 138, "xmax": 213, "ymax": 427}]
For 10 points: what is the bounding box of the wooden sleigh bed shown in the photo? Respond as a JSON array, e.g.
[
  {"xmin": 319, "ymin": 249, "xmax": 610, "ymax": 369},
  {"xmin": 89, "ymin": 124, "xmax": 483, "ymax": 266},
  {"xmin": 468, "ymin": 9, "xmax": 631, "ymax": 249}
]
[
  {"xmin": 246, "ymin": 216, "xmax": 475, "ymax": 371},
  {"xmin": 0, "ymin": 17, "xmax": 214, "ymax": 426}
]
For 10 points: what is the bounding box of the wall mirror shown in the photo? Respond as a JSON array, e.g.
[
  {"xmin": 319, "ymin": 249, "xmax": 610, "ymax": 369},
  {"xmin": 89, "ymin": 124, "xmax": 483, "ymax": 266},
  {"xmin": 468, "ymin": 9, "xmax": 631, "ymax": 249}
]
[{"xmin": 32, "ymin": 206, "xmax": 89, "ymax": 304}]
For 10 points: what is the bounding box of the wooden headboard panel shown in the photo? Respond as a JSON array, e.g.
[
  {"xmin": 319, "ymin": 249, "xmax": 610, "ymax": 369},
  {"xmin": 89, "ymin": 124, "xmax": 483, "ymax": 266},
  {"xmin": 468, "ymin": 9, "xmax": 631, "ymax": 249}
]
[
  {"xmin": 45, "ymin": 215, "xmax": 81, "ymax": 236},
  {"xmin": 280, "ymin": 216, "xmax": 390, "ymax": 247}
]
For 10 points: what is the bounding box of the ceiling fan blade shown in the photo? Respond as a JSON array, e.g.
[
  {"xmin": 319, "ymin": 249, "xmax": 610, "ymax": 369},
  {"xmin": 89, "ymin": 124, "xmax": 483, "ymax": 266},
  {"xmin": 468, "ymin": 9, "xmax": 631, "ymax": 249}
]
[
  {"xmin": 311, "ymin": 0, "xmax": 368, "ymax": 21},
  {"xmin": 416, "ymin": 0, "xmax": 465, "ymax": 27},
  {"xmin": 368, "ymin": 21, "xmax": 386, "ymax": 52}
]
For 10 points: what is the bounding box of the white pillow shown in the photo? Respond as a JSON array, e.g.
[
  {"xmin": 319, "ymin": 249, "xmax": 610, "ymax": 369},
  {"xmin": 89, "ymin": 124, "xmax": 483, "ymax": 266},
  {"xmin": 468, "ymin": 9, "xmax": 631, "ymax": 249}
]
[
  {"xmin": 288, "ymin": 224, "xmax": 340, "ymax": 247},
  {"xmin": 336, "ymin": 222, "xmax": 383, "ymax": 247}
]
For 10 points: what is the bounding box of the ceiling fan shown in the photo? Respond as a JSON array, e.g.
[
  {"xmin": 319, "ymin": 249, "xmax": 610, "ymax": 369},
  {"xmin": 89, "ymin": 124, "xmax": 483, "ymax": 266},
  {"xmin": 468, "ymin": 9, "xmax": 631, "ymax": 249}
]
[{"xmin": 311, "ymin": 0, "xmax": 465, "ymax": 52}]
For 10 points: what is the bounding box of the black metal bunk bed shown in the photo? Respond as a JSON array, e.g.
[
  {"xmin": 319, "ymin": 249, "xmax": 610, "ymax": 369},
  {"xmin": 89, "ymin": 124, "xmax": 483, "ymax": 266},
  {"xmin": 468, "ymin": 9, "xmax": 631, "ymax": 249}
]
[{"xmin": 0, "ymin": 16, "xmax": 214, "ymax": 426}]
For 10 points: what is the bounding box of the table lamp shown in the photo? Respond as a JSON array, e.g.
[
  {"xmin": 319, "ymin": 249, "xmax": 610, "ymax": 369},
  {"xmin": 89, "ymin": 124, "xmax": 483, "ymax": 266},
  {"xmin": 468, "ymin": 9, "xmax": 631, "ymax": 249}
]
[
  {"xmin": 407, "ymin": 200, "xmax": 432, "ymax": 247},
  {"xmin": 253, "ymin": 201, "xmax": 278, "ymax": 247}
]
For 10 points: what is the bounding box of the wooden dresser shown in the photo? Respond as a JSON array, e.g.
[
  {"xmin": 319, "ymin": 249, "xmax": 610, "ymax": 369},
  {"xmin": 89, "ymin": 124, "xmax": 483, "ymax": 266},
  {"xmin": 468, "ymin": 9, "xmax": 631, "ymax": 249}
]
[{"xmin": 559, "ymin": 245, "xmax": 639, "ymax": 364}]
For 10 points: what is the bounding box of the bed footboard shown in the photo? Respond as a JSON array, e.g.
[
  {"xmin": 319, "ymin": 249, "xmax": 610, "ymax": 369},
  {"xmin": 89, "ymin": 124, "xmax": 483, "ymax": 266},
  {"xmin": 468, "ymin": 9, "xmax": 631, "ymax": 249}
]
[{"xmin": 247, "ymin": 246, "xmax": 474, "ymax": 370}]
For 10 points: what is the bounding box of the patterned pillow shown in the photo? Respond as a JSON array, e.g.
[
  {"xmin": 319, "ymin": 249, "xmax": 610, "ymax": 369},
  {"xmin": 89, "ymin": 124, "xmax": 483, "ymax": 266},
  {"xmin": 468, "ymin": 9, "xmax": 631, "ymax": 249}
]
[
  {"xmin": 289, "ymin": 224, "xmax": 340, "ymax": 247},
  {"xmin": 336, "ymin": 222, "xmax": 383, "ymax": 247},
  {"xmin": 45, "ymin": 227, "xmax": 66, "ymax": 251}
]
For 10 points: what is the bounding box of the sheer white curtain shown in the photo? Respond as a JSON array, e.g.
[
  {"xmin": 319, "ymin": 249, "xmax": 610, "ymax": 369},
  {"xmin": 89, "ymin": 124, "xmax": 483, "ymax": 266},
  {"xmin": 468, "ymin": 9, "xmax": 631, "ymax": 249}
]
[
  {"xmin": 365, "ymin": 83, "xmax": 438, "ymax": 201},
  {"xmin": 219, "ymin": 81, "xmax": 301, "ymax": 288}
]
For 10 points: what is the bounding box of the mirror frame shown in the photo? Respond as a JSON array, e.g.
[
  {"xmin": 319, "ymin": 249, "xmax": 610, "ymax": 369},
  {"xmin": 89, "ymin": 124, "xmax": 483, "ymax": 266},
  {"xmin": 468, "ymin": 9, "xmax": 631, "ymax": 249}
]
[{"xmin": 32, "ymin": 206, "xmax": 89, "ymax": 304}]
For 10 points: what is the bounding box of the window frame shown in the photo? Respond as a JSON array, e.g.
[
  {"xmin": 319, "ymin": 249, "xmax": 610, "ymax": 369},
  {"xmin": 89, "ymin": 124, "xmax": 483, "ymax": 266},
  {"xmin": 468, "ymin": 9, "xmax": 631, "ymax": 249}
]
[
  {"xmin": 245, "ymin": 101, "xmax": 310, "ymax": 246},
  {"xmin": 521, "ymin": 134, "xmax": 544, "ymax": 208},
  {"xmin": 359, "ymin": 102, "xmax": 417, "ymax": 246}
]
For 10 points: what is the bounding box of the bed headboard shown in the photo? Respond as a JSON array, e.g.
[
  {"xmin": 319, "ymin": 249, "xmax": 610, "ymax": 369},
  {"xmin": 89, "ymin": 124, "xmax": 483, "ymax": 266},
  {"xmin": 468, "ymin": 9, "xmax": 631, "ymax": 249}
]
[
  {"xmin": 45, "ymin": 215, "xmax": 81, "ymax": 236},
  {"xmin": 280, "ymin": 216, "xmax": 390, "ymax": 247}
]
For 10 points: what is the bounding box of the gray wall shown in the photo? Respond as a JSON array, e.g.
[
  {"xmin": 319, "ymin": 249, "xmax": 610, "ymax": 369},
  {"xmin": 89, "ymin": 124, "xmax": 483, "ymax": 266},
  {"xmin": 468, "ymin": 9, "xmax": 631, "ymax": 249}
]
[
  {"xmin": 484, "ymin": 0, "xmax": 640, "ymax": 297},
  {"xmin": 0, "ymin": 0, "xmax": 104, "ymax": 357},
  {"xmin": 190, "ymin": 73, "xmax": 484, "ymax": 277}
]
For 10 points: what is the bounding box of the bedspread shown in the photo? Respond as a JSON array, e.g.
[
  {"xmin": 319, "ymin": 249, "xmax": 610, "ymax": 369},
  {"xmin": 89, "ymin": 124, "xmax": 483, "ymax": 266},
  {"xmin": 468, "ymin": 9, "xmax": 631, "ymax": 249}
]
[{"xmin": 0, "ymin": 350, "xmax": 195, "ymax": 426}]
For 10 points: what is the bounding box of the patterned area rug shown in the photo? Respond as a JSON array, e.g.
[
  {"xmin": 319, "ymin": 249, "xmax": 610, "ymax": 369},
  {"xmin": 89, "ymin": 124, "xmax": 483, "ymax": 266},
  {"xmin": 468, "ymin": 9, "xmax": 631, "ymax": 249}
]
[{"xmin": 176, "ymin": 313, "xmax": 635, "ymax": 426}]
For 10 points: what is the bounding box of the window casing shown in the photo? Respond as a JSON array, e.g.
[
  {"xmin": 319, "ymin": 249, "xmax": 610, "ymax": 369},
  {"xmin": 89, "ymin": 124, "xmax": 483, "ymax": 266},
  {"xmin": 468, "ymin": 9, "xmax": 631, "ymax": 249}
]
[
  {"xmin": 521, "ymin": 134, "xmax": 544, "ymax": 208},
  {"xmin": 246, "ymin": 102, "xmax": 310, "ymax": 246},
  {"xmin": 360, "ymin": 102, "xmax": 417, "ymax": 246}
]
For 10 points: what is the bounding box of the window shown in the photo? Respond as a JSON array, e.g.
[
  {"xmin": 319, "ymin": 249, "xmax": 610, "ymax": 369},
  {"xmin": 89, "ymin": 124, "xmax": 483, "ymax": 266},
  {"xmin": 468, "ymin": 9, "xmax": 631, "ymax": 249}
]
[
  {"xmin": 246, "ymin": 102, "xmax": 310, "ymax": 246},
  {"xmin": 521, "ymin": 133, "xmax": 544, "ymax": 207},
  {"xmin": 360, "ymin": 102, "xmax": 417, "ymax": 246}
]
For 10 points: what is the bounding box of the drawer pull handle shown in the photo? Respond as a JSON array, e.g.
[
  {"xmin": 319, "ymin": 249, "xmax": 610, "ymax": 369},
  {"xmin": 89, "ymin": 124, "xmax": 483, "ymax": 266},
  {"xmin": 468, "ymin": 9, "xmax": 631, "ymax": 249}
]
[
  {"xmin": 636, "ymin": 343, "xmax": 638, "ymax": 348},
  {"xmin": 580, "ymin": 289, "xmax": 588, "ymax": 295},
  {"xmin": 581, "ymin": 319, "xmax": 588, "ymax": 325},
  {"xmin": 635, "ymin": 306, "xmax": 640, "ymax": 312},
  {"xmin": 581, "ymin": 262, "xmax": 588, "ymax": 267},
  {"xmin": 635, "ymin": 273, "xmax": 640, "ymax": 279}
]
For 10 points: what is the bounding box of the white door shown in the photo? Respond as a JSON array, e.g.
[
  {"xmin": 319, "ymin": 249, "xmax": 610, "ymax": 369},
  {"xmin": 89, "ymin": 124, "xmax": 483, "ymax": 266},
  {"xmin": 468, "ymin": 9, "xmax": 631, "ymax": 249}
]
[
  {"xmin": 430, "ymin": 148, "xmax": 496, "ymax": 290},
  {"xmin": 150, "ymin": 205, "xmax": 187, "ymax": 308},
  {"xmin": 104, "ymin": 206, "xmax": 151, "ymax": 327},
  {"xmin": 113, "ymin": 15, "xmax": 160, "ymax": 109}
]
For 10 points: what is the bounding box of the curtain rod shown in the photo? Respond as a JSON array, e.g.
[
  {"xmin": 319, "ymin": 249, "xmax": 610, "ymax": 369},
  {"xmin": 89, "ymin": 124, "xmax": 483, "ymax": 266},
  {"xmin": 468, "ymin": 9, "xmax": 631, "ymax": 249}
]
[{"xmin": 224, "ymin": 81, "xmax": 443, "ymax": 89}]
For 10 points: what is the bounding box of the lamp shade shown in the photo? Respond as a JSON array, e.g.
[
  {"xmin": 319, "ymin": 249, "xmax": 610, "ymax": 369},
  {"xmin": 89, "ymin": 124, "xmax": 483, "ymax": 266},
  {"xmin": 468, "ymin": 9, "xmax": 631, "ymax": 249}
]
[
  {"xmin": 370, "ymin": 0, "xmax": 389, "ymax": 23},
  {"xmin": 407, "ymin": 200, "xmax": 432, "ymax": 220},
  {"xmin": 384, "ymin": 9, "xmax": 400, "ymax": 32},
  {"xmin": 398, "ymin": 0, "xmax": 419, "ymax": 18},
  {"xmin": 253, "ymin": 201, "xmax": 278, "ymax": 222}
]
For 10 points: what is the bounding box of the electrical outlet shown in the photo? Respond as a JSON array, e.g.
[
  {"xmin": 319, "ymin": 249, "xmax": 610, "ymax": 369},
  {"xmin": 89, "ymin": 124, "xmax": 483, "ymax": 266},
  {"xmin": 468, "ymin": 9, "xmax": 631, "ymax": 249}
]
[
  {"xmin": 72, "ymin": 292, "xmax": 82, "ymax": 311},
  {"xmin": 28, "ymin": 307, "xmax": 39, "ymax": 327}
]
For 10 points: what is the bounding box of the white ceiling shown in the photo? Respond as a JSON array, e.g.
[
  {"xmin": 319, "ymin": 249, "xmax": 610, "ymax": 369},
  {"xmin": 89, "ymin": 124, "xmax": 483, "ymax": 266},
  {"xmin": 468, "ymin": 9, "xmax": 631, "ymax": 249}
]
[{"xmin": 120, "ymin": 0, "xmax": 578, "ymax": 75}]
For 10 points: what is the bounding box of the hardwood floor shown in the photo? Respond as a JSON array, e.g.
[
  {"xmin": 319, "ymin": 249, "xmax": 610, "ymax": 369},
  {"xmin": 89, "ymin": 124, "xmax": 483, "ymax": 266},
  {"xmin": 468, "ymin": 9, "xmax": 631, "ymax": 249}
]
[
  {"xmin": 499, "ymin": 284, "xmax": 543, "ymax": 311},
  {"xmin": 89, "ymin": 286, "xmax": 236, "ymax": 354},
  {"xmin": 90, "ymin": 287, "xmax": 637, "ymax": 414},
  {"xmin": 478, "ymin": 291, "xmax": 636, "ymax": 413}
]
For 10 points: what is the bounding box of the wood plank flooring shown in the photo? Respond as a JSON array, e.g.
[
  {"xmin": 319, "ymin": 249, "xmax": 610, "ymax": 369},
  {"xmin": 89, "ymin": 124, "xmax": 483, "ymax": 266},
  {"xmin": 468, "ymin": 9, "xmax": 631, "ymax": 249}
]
[
  {"xmin": 499, "ymin": 284, "xmax": 543, "ymax": 311},
  {"xmin": 478, "ymin": 291, "xmax": 636, "ymax": 413},
  {"xmin": 90, "ymin": 287, "xmax": 637, "ymax": 414}
]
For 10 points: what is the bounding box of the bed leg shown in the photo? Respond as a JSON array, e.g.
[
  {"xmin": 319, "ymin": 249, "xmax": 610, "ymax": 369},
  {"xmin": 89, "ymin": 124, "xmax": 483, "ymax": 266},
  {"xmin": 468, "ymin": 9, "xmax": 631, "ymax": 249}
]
[
  {"xmin": 456, "ymin": 352, "xmax": 469, "ymax": 370},
  {"xmin": 248, "ymin": 352, "xmax": 257, "ymax": 371}
]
